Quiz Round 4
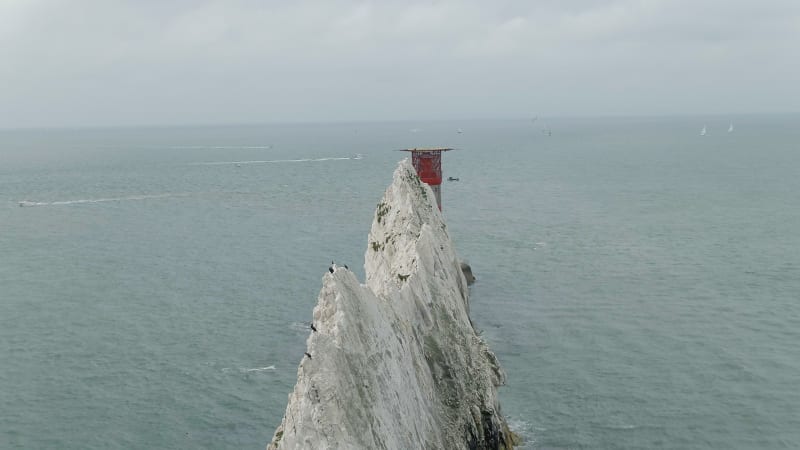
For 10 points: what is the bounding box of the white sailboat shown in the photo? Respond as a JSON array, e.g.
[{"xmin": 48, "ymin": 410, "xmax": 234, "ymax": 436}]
[
  {"xmin": 728, "ymin": 123, "xmax": 734, "ymax": 133},
  {"xmin": 700, "ymin": 125, "xmax": 707, "ymax": 136}
]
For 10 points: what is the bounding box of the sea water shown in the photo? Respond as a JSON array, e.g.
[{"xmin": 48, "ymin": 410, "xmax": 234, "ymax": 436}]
[{"xmin": 1, "ymin": 116, "xmax": 799, "ymax": 449}]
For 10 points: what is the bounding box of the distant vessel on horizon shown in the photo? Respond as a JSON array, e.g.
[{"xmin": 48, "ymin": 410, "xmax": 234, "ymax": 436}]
[{"xmin": 700, "ymin": 125, "xmax": 707, "ymax": 136}]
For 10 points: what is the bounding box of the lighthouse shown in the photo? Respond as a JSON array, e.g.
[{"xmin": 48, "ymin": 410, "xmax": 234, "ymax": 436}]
[{"xmin": 401, "ymin": 148, "xmax": 452, "ymax": 210}]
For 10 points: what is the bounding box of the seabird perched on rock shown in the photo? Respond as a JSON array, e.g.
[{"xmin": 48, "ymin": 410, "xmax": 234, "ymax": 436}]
[
  {"xmin": 304, "ymin": 352, "xmax": 312, "ymax": 359},
  {"xmin": 310, "ymin": 323, "xmax": 317, "ymax": 332},
  {"xmin": 344, "ymin": 264, "xmax": 349, "ymax": 270},
  {"xmin": 329, "ymin": 260, "xmax": 336, "ymax": 273}
]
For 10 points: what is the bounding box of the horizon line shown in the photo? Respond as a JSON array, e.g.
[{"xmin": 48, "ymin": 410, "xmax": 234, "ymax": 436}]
[{"xmin": 2, "ymin": 111, "xmax": 798, "ymax": 132}]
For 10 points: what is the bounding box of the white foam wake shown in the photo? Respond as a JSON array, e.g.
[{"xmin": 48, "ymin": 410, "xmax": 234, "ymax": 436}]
[
  {"xmin": 168, "ymin": 145, "xmax": 273, "ymax": 149},
  {"xmin": 190, "ymin": 155, "xmax": 363, "ymax": 166},
  {"xmin": 221, "ymin": 365, "xmax": 276, "ymax": 373},
  {"xmin": 245, "ymin": 365, "xmax": 276, "ymax": 372},
  {"xmin": 289, "ymin": 321, "xmax": 313, "ymax": 332},
  {"xmin": 18, "ymin": 193, "xmax": 190, "ymax": 207}
]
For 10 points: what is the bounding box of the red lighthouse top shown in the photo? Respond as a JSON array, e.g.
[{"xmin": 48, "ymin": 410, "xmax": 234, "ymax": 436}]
[{"xmin": 400, "ymin": 148, "xmax": 452, "ymax": 186}]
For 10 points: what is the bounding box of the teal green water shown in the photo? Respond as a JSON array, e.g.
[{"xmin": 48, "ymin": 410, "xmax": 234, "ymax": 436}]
[{"xmin": 2, "ymin": 116, "xmax": 799, "ymax": 449}]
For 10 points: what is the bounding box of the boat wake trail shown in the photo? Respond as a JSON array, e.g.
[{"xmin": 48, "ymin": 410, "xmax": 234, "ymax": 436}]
[
  {"xmin": 244, "ymin": 365, "xmax": 276, "ymax": 372},
  {"xmin": 169, "ymin": 145, "xmax": 273, "ymax": 149},
  {"xmin": 289, "ymin": 321, "xmax": 314, "ymax": 333},
  {"xmin": 221, "ymin": 365, "xmax": 276, "ymax": 373},
  {"xmin": 18, "ymin": 193, "xmax": 190, "ymax": 207},
  {"xmin": 190, "ymin": 154, "xmax": 363, "ymax": 166}
]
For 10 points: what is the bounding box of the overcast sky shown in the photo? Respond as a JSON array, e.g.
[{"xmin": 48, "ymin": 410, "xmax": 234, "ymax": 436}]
[{"xmin": 1, "ymin": 0, "xmax": 799, "ymax": 128}]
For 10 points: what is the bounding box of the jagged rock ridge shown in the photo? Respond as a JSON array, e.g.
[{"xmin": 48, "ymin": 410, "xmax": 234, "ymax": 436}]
[{"xmin": 268, "ymin": 159, "xmax": 517, "ymax": 449}]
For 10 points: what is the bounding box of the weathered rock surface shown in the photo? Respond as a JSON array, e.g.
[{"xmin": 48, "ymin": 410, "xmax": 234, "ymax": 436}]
[{"xmin": 268, "ymin": 160, "xmax": 516, "ymax": 450}]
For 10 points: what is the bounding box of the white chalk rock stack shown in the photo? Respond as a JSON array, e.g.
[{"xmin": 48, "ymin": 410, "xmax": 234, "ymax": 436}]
[{"xmin": 268, "ymin": 160, "xmax": 517, "ymax": 450}]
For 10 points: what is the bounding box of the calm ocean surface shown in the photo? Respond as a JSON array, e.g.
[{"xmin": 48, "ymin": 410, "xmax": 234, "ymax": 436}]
[{"xmin": 2, "ymin": 116, "xmax": 799, "ymax": 449}]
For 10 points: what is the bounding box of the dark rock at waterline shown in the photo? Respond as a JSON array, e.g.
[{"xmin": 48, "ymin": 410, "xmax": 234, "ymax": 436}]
[{"xmin": 460, "ymin": 262, "xmax": 476, "ymax": 285}]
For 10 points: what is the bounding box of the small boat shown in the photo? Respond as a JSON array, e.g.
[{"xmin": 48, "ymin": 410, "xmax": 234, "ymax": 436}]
[
  {"xmin": 700, "ymin": 125, "xmax": 707, "ymax": 136},
  {"xmin": 447, "ymin": 176, "xmax": 459, "ymax": 181},
  {"xmin": 728, "ymin": 123, "xmax": 734, "ymax": 133},
  {"xmin": 456, "ymin": 128, "xmax": 463, "ymax": 134}
]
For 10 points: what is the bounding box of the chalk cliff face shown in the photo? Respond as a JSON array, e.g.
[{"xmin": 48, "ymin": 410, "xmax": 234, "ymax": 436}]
[{"xmin": 268, "ymin": 160, "xmax": 516, "ymax": 450}]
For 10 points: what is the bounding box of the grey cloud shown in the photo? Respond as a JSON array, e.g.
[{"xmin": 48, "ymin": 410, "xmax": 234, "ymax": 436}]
[{"xmin": 1, "ymin": 0, "xmax": 798, "ymax": 127}]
